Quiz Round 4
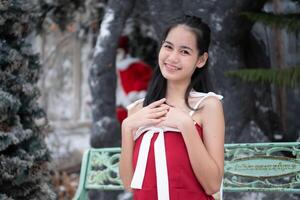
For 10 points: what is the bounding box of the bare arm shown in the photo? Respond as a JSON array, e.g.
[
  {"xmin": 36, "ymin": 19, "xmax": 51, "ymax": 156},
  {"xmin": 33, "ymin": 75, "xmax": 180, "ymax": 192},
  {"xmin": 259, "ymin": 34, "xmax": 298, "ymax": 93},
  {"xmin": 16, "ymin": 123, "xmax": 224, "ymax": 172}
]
[
  {"xmin": 119, "ymin": 124, "xmax": 134, "ymax": 191},
  {"xmin": 119, "ymin": 103, "xmax": 141, "ymax": 191},
  {"xmin": 179, "ymin": 97, "xmax": 225, "ymax": 195}
]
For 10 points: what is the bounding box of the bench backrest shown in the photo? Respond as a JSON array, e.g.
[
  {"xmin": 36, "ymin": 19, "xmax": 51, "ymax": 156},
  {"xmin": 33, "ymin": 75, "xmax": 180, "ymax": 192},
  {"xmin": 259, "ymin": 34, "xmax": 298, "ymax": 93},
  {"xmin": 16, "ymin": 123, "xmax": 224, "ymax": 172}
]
[{"xmin": 73, "ymin": 142, "xmax": 300, "ymax": 200}]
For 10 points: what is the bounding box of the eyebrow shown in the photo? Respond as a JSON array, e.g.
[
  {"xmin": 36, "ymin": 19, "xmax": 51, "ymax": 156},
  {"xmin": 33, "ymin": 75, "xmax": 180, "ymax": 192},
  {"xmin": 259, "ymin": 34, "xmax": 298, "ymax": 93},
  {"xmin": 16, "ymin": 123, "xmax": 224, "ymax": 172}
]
[{"xmin": 164, "ymin": 40, "xmax": 194, "ymax": 52}]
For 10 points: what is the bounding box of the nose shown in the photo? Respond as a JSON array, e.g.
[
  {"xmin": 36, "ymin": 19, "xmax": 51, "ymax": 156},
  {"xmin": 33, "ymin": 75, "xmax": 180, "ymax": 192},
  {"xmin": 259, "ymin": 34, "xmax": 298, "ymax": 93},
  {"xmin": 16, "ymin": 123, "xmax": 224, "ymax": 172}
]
[{"xmin": 167, "ymin": 51, "xmax": 179, "ymax": 63}]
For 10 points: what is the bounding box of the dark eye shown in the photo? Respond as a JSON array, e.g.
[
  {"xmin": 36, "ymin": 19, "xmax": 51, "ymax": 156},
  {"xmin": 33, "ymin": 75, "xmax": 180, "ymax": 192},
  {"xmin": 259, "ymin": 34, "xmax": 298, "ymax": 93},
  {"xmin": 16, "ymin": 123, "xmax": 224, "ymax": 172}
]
[
  {"xmin": 181, "ymin": 50, "xmax": 190, "ymax": 55},
  {"xmin": 163, "ymin": 44, "xmax": 173, "ymax": 50}
]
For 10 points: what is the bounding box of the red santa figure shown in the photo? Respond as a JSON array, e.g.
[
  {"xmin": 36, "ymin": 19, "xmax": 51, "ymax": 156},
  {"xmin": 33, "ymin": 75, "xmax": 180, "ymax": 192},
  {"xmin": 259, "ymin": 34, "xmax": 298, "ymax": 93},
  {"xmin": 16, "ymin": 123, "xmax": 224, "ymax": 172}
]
[{"xmin": 116, "ymin": 36, "xmax": 153, "ymax": 123}]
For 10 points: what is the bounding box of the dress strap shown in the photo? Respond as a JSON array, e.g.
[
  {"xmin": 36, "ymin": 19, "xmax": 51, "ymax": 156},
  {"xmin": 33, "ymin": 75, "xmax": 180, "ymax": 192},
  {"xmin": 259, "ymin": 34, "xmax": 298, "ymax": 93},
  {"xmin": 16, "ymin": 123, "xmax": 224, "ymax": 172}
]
[
  {"xmin": 189, "ymin": 92, "xmax": 224, "ymax": 116},
  {"xmin": 220, "ymin": 177, "xmax": 224, "ymax": 200}
]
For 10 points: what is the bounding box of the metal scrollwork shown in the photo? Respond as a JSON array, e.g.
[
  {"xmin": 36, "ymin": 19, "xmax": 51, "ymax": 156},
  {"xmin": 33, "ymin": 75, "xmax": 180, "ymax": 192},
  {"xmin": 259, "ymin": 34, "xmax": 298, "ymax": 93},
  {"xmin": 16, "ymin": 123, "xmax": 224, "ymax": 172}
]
[
  {"xmin": 86, "ymin": 148, "xmax": 123, "ymax": 189},
  {"xmin": 224, "ymin": 142, "xmax": 300, "ymax": 192}
]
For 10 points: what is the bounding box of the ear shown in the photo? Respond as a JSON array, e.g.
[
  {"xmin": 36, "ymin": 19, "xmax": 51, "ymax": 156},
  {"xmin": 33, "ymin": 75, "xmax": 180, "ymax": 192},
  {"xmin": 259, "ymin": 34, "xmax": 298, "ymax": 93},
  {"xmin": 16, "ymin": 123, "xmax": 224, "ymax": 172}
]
[{"xmin": 196, "ymin": 52, "xmax": 208, "ymax": 68}]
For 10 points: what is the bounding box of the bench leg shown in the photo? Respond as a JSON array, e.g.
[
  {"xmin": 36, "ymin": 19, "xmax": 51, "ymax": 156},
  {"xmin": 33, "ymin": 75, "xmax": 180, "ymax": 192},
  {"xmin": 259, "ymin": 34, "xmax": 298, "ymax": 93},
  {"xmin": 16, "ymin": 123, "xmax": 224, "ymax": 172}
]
[{"xmin": 73, "ymin": 150, "xmax": 90, "ymax": 200}]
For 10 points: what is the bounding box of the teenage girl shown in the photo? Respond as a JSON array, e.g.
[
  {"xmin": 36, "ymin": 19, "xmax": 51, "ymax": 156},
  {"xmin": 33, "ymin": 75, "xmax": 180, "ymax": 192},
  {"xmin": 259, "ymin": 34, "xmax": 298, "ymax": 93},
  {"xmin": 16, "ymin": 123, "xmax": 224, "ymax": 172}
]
[{"xmin": 119, "ymin": 15, "xmax": 225, "ymax": 200}]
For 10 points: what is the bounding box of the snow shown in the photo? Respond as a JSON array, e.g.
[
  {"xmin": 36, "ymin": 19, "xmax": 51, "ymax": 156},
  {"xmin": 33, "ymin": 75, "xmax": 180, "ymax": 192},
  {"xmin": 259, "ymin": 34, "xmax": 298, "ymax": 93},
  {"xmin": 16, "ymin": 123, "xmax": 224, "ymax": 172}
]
[
  {"xmin": 255, "ymin": 100, "xmax": 270, "ymax": 113},
  {"xmin": 211, "ymin": 14, "xmax": 223, "ymax": 32},
  {"xmin": 242, "ymin": 192, "xmax": 266, "ymax": 200},
  {"xmin": 96, "ymin": 116, "xmax": 112, "ymax": 128},
  {"xmin": 45, "ymin": 122, "xmax": 91, "ymax": 161},
  {"xmin": 93, "ymin": 8, "xmax": 115, "ymax": 57},
  {"xmin": 100, "ymin": 8, "xmax": 114, "ymax": 38},
  {"xmin": 90, "ymin": 78, "xmax": 99, "ymax": 88}
]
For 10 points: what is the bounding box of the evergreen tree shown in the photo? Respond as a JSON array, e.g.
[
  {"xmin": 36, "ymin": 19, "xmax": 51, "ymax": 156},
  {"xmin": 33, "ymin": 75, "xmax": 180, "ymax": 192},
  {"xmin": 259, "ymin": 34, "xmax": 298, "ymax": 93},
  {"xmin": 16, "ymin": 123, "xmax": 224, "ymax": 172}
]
[{"xmin": 0, "ymin": 0, "xmax": 56, "ymax": 199}]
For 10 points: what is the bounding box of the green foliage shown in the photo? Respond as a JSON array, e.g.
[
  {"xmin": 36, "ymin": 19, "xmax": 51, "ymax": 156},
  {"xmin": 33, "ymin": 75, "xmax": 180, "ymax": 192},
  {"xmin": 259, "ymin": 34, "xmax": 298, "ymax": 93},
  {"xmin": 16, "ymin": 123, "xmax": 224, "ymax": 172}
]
[
  {"xmin": 225, "ymin": 66, "xmax": 300, "ymax": 88},
  {"xmin": 241, "ymin": 11, "xmax": 300, "ymax": 33},
  {"xmin": 0, "ymin": 0, "xmax": 55, "ymax": 199},
  {"xmin": 231, "ymin": 1, "xmax": 300, "ymax": 88}
]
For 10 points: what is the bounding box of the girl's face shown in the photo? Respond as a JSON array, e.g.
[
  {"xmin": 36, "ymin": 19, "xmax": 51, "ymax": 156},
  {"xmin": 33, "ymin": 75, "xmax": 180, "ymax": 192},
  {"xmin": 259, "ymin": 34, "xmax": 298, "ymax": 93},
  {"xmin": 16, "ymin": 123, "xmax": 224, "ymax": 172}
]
[{"xmin": 158, "ymin": 25, "xmax": 207, "ymax": 82}]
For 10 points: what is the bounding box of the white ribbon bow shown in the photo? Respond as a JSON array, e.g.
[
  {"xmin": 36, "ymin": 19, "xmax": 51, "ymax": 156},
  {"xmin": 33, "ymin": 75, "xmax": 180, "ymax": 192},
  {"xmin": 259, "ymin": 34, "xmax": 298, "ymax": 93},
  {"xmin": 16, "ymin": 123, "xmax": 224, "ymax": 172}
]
[{"xmin": 131, "ymin": 126, "xmax": 179, "ymax": 200}]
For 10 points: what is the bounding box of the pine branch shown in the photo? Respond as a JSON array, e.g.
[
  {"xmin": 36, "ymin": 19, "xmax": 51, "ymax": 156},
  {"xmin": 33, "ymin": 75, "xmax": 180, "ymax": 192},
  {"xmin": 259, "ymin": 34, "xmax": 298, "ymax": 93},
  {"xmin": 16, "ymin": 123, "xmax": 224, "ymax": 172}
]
[
  {"xmin": 241, "ymin": 12, "xmax": 300, "ymax": 33},
  {"xmin": 225, "ymin": 66, "xmax": 300, "ymax": 88}
]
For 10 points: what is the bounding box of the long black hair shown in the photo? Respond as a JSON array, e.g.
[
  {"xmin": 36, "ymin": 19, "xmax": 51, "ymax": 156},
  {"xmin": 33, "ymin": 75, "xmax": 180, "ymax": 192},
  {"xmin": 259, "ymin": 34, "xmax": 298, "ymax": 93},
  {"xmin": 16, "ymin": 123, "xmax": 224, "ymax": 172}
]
[{"xmin": 143, "ymin": 15, "xmax": 213, "ymax": 110}]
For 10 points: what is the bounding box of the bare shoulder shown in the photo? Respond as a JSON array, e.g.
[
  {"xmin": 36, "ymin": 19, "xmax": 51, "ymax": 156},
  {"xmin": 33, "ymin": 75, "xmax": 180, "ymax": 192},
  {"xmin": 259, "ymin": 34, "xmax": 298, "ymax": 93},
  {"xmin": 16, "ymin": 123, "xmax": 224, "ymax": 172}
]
[
  {"xmin": 201, "ymin": 96, "xmax": 223, "ymax": 111},
  {"xmin": 193, "ymin": 96, "xmax": 224, "ymax": 125},
  {"xmin": 200, "ymin": 96, "xmax": 224, "ymax": 127},
  {"xmin": 127, "ymin": 99, "xmax": 144, "ymax": 116},
  {"xmin": 192, "ymin": 95, "xmax": 223, "ymax": 112}
]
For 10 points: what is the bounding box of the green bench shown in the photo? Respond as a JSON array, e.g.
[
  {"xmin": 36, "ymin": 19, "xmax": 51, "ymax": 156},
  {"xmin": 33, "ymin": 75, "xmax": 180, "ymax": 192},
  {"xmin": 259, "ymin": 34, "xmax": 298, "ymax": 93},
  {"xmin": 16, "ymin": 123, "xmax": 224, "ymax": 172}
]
[{"xmin": 73, "ymin": 142, "xmax": 300, "ymax": 200}]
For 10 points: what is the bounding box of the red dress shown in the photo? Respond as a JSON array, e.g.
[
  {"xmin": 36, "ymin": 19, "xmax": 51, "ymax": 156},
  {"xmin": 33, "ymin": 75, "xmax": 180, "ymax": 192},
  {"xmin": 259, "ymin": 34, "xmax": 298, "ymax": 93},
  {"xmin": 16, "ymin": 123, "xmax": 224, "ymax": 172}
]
[{"xmin": 132, "ymin": 123, "xmax": 214, "ymax": 200}]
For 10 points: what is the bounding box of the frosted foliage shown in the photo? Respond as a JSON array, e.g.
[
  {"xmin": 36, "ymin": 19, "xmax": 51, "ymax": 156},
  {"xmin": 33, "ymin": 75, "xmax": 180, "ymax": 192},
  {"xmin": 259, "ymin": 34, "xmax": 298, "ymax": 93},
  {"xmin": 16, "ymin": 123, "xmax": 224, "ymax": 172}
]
[
  {"xmin": 0, "ymin": 127, "xmax": 32, "ymax": 152},
  {"xmin": 0, "ymin": 1, "xmax": 55, "ymax": 198},
  {"xmin": 0, "ymin": 90, "xmax": 20, "ymax": 123}
]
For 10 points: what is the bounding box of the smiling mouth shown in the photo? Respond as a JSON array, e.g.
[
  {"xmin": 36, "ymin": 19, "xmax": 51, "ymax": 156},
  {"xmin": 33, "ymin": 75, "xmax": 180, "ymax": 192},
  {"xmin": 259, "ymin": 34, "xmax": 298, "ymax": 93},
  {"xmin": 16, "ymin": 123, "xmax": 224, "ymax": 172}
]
[{"xmin": 164, "ymin": 63, "xmax": 181, "ymax": 71}]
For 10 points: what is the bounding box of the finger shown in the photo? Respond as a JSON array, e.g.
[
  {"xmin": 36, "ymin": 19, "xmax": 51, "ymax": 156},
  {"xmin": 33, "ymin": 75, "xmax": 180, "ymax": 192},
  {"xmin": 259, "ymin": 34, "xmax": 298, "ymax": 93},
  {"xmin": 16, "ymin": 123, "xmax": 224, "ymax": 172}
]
[
  {"xmin": 160, "ymin": 117, "xmax": 167, "ymax": 121},
  {"xmin": 149, "ymin": 110, "xmax": 168, "ymax": 119},
  {"xmin": 158, "ymin": 103, "xmax": 170, "ymax": 108},
  {"xmin": 154, "ymin": 117, "xmax": 167, "ymax": 126},
  {"xmin": 148, "ymin": 98, "xmax": 166, "ymax": 108},
  {"xmin": 150, "ymin": 106, "xmax": 170, "ymax": 113},
  {"xmin": 150, "ymin": 117, "xmax": 166, "ymax": 125}
]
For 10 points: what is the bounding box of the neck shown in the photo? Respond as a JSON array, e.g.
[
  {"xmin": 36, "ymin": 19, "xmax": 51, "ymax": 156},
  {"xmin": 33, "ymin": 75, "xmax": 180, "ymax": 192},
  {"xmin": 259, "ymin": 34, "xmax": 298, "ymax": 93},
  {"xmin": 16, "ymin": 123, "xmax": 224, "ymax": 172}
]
[{"xmin": 165, "ymin": 79, "xmax": 190, "ymax": 105}]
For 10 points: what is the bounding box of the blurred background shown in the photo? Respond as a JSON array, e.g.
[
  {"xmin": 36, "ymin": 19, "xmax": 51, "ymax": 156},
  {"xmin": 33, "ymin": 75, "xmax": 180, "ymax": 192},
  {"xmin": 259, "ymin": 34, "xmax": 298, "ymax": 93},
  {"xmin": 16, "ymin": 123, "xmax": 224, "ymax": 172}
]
[{"xmin": 0, "ymin": 0, "xmax": 299, "ymax": 199}]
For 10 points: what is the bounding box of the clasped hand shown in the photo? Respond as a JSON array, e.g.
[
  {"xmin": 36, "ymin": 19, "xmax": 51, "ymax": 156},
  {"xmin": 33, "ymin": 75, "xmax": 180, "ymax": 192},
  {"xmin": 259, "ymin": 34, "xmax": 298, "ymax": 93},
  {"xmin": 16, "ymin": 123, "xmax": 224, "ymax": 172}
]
[{"xmin": 124, "ymin": 98, "xmax": 192, "ymax": 131}]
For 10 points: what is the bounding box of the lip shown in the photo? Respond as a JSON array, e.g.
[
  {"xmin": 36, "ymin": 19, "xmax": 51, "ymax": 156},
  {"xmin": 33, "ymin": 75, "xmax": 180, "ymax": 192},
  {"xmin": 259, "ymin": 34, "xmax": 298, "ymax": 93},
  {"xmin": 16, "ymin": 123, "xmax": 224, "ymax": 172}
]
[{"xmin": 164, "ymin": 63, "xmax": 181, "ymax": 72}]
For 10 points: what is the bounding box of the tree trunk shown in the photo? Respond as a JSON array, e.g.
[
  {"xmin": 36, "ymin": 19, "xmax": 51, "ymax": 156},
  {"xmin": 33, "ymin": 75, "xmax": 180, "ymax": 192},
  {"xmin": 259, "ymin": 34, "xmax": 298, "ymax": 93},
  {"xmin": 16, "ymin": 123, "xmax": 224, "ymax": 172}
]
[
  {"xmin": 272, "ymin": 0, "xmax": 288, "ymax": 137},
  {"xmin": 143, "ymin": 0, "xmax": 184, "ymax": 38},
  {"xmin": 88, "ymin": 0, "xmax": 135, "ymax": 145},
  {"xmin": 88, "ymin": 1, "xmax": 135, "ymax": 199}
]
